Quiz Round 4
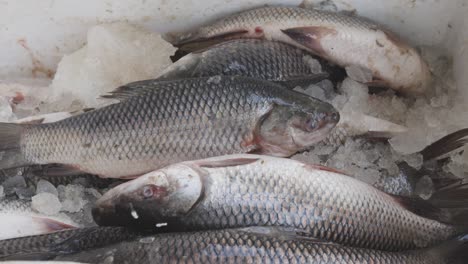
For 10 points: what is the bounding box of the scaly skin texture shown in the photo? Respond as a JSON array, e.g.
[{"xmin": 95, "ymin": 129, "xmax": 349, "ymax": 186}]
[
  {"xmin": 95, "ymin": 155, "xmax": 457, "ymax": 251},
  {"xmin": 55, "ymin": 229, "xmax": 441, "ymax": 264},
  {"xmin": 173, "ymin": 6, "xmax": 430, "ymax": 93},
  {"xmin": 160, "ymin": 39, "xmax": 326, "ymax": 87},
  {"xmin": 0, "ymin": 226, "xmax": 141, "ymax": 260},
  {"xmin": 19, "ymin": 76, "xmax": 336, "ymax": 178},
  {"xmin": 182, "ymin": 158, "xmax": 455, "ymax": 251}
]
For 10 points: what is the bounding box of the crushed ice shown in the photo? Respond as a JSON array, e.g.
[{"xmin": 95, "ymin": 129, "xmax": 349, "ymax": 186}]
[{"xmin": 0, "ymin": 22, "xmax": 467, "ymax": 231}]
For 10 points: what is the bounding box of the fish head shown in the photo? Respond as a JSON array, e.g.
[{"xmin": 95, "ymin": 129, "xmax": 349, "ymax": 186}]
[
  {"xmin": 258, "ymin": 99, "xmax": 339, "ymax": 156},
  {"xmin": 92, "ymin": 164, "xmax": 203, "ymax": 228}
]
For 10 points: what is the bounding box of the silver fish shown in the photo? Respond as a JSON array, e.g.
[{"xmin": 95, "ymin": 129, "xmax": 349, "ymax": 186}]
[
  {"xmin": 159, "ymin": 39, "xmax": 334, "ymax": 88},
  {"xmin": 56, "ymin": 227, "xmax": 468, "ymax": 264},
  {"xmin": 0, "ymin": 226, "xmax": 141, "ymax": 261},
  {"xmin": 0, "ymin": 76, "xmax": 338, "ymax": 178},
  {"xmin": 93, "ymin": 154, "xmax": 468, "ymax": 251},
  {"xmin": 169, "ymin": 6, "xmax": 430, "ymax": 94}
]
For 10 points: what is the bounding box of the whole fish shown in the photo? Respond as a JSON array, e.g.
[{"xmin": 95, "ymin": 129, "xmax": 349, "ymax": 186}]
[
  {"xmin": 159, "ymin": 39, "xmax": 343, "ymax": 88},
  {"xmin": 93, "ymin": 154, "xmax": 468, "ymax": 251},
  {"xmin": 168, "ymin": 6, "xmax": 430, "ymax": 94},
  {"xmin": 0, "ymin": 76, "xmax": 339, "ymax": 178},
  {"xmin": 56, "ymin": 227, "xmax": 468, "ymax": 264},
  {"xmin": 0, "ymin": 226, "xmax": 142, "ymax": 261},
  {"xmin": 0, "ymin": 199, "xmax": 77, "ymax": 240}
]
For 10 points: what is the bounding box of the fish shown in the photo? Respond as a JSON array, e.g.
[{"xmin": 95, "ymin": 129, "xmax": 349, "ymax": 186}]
[
  {"xmin": 0, "ymin": 226, "xmax": 143, "ymax": 261},
  {"xmin": 92, "ymin": 154, "xmax": 468, "ymax": 251},
  {"xmin": 55, "ymin": 227, "xmax": 468, "ymax": 264},
  {"xmin": 168, "ymin": 6, "xmax": 430, "ymax": 94},
  {"xmin": 159, "ymin": 39, "xmax": 344, "ymax": 88},
  {"xmin": 0, "ymin": 76, "xmax": 339, "ymax": 178},
  {"xmin": 0, "ymin": 198, "xmax": 77, "ymax": 240}
]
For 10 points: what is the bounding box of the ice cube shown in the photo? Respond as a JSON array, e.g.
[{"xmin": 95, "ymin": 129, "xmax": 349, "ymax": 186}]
[
  {"xmin": 315, "ymin": 79, "xmax": 335, "ymax": 100},
  {"xmin": 0, "ymin": 96, "xmax": 16, "ymax": 122},
  {"xmin": 49, "ymin": 23, "xmax": 176, "ymax": 109},
  {"xmin": 86, "ymin": 188, "xmax": 102, "ymax": 199},
  {"xmin": 340, "ymin": 78, "xmax": 369, "ymax": 114},
  {"xmin": 345, "ymin": 65, "xmax": 373, "ymax": 83},
  {"xmin": 32, "ymin": 193, "xmax": 62, "ymax": 215},
  {"xmin": 303, "ymin": 55, "xmax": 323, "ymax": 74},
  {"xmin": 303, "ymin": 84, "xmax": 327, "ymax": 101},
  {"xmin": 58, "ymin": 184, "xmax": 88, "ymax": 213},
  {"xmin": 36, "ymin": 180, "xmax": 58, "ymax": 196},
  {"xmin": 414, "ymin": 175, "xmax": 434, "ymax": 200},
  {"xmin": 16, "ymin": 186, "xmax": 36, "ymax": 200},
  {"xmin": 400, "ymin": 153, "xmax": 424, "ymax": 170},
  {"xmin": 2, "ymin": 175, "xmax": 27, "ymax": 195}
]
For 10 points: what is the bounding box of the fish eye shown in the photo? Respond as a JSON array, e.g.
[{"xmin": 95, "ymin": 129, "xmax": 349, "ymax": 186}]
[
  {"xmin": 140, "ymin": 184, "xmax": 168, "ymax": 200},
  {"xmin": 142, "ymin": 185, "xmax": 155, "ymax": 198},
  {"xmin": 306, "ymin": 117, "xmax": 319, "ymax": 131}
]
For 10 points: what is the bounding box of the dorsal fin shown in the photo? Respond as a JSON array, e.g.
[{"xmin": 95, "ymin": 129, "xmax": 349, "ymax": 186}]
[{"xmin": 101, "ymin": 79, "xmax": 163, "ymax": 101}]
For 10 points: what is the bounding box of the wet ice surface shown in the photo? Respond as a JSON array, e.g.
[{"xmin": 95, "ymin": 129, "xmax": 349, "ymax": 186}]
[
  {"xmin": 294, "ymin": 46, "xmax": 468, "ymax": 190},
  {"xmin": 0, "ymin": 22, "xmax": 467, "ymax": 235}
]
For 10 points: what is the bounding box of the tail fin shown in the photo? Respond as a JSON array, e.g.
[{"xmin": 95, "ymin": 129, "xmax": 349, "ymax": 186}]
[
  {"xmin": 420, "ymin": 128, "xmax": 468, "ymax": 162},
  {"xmin": 392, "ymin": 183, "xmax": 468, "ymax": 226},
  {"xmin": 423, "ymin": 234, "xmax": 468, "ymax": 264},
  {"xmin": 0, "ymin": 123, "xmax": 28, "ymax": 169}
]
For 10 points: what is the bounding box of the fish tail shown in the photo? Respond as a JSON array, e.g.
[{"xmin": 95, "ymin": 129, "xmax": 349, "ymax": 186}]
[
  {"xmin": 391, "ymin": 182, "xmax": 468, "ymax": 226},
  {"xmin": 0, "ymin": 123, "xmax": 29, "ymax": 169},
  {"xmin": 419, "ymin": 128, "xmax": 468, "ymax": 162},
  {"xmin": 422, "ymin": 234, "xmax": 468, "ymax": 263}
]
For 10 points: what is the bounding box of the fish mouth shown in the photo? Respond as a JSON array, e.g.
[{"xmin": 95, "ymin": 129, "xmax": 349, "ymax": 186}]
[{"xmin": 92, "ymin": 200, "xmax": 136, "ymax": 227}]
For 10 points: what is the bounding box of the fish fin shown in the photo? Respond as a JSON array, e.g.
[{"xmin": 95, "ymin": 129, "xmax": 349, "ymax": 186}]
[
  {"xmin": 0, "ymin": 123, "xmax": 29, "ymax": 169},
  {"xmin": 391, "ymin": 195, "xmax": 450, "ymax": 223},
  {"xmin": 274, "ymin": 73, "xmax": 329, "ymax": 88},
  {"xmin": 392, "ymin": 182, "xmax": 468, "ymax": 225},
  {"xmin": 281, "ymin": 27, "xmax": 337, "ymax": 57},
  {"xmin": 419, "ymin": 128, "xmax": 468, "ymax": 162},
  {"xmin": 429, "ymin": 182, "xmax": 468, "ymax": 209},
  {"xmin": 421, "ymin": 234, "xmax": 468, "ymax": 264},
  {"xmin": 34, "ymin": 216, "xmax": 76, "ymax": 232},
  {"xmin": 101, "ymin": 79, "xmax": 161, "ymax": 100},
  {"xmin": 14, "ymin": 118, "xmax": 45, "ymax": 125},
  {"xmin": 33, "ymin": 164, "xmax": 84, "ymax": 177},
  {"xmin": 195, "ymin": 157, "xmax": 260, "ymax": 169},
  {"xmin": 174, "ymin": 30, "xmax": 250, "ymax": 52}
]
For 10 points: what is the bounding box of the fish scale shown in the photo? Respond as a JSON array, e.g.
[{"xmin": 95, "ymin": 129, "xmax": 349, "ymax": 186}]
[
  {"xmin": 95, "ymin": 156, "xmax": 459, "ymax": 251},
  {"xmin": 194, "ymin": 7, "xmax": 376, "ymax": 39},
  {"xmin": 171, "ymin": 6, "xmax": 430, "ymax": 94},
  {"xmin": 20, "ymin": 78, "xmax": 268, "ymax": 177},
  {"xmin": 160, "ymin": 40, "xmax": 320, "ymax": 85},
  {"xmin": 54, "ymin": 228, "xmax": 443, "ymax": 264},
  {"xmin": 11, "ymin": 76, "xmax": 337, "ymax": 178}
]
